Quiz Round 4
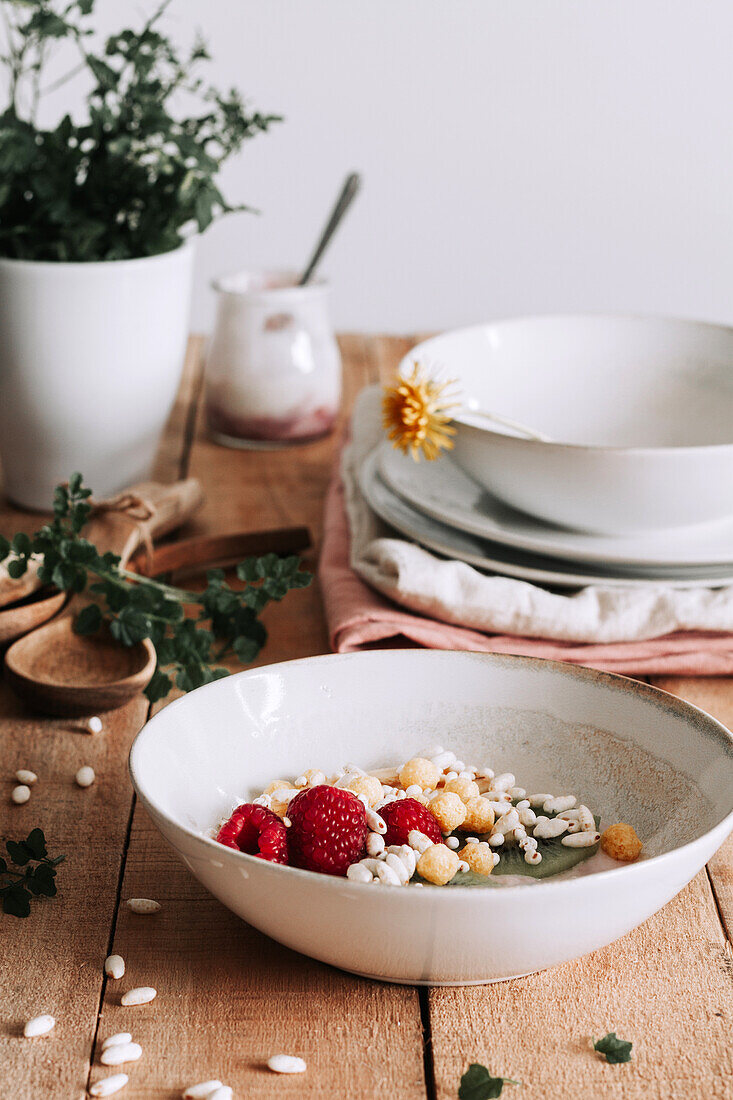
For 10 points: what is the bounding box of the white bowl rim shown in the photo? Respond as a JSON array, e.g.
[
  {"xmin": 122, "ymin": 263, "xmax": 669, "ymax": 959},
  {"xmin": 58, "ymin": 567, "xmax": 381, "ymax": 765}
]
[
  {"xmin": 403, "ymin": 311, "xmax": 733, "ymax": 455},
  {"xmin": 129, "ymin": 650, "xmax": 733, "ymax": 898}
]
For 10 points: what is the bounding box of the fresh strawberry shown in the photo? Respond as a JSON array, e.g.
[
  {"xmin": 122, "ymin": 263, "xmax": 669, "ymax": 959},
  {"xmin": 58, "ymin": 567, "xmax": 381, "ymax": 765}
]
[
  {"xmin": 216, "ymin": 803, "xmax": 289, "ymax": 864},
  {"xmin": 287, "ymin": 785, "xmax": 368, "ymax": 876},
  {"xmin": 378, "ymin": 798, "xmax": 443, "ymax": 846}
]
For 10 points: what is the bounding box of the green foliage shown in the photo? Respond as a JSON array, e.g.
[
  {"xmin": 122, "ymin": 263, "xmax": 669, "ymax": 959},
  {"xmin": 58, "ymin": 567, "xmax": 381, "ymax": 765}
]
[
  {"xmin": 593, "ymin": 1032, "xmax": 633, "ymax": 1064},
  {"xmin": 1, "ymin": 829, "xmax": 65, "ymax": 917},
  {"xmin": 0, "ymin": 474, "xmax": 312, "ymax": 704},
  {"xmin": 459, "ymin": 1064, "xmax": 519, "ymax": 1099},
  {"xmin": 0, "ymin": 0, "xmax": 280, "ymax": 260}
]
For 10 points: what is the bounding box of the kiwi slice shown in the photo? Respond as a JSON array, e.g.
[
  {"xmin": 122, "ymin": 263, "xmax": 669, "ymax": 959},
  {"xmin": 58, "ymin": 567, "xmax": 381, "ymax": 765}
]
[{"xmin": 415, "ymin": 814, "xmax": 601, "ymax": 886}]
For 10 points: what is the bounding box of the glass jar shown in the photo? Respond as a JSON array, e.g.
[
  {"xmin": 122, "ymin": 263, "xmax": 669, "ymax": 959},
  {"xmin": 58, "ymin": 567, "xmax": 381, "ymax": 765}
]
[{"xmin": 204, "ymin": 270, "xmax": 342, "ymax": 448}]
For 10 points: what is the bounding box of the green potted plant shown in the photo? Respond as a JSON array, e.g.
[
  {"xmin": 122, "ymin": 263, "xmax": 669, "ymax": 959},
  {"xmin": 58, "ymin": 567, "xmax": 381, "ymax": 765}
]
[{"xmin": 0, "ymin": 0, "xmax": 278, "ymax": 509}]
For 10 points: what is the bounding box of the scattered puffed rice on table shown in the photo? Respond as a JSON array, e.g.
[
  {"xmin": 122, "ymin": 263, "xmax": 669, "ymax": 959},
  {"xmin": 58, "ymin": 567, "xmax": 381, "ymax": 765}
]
[
  {"xmin": 120, "ymin": 987, "xmax": 157, "ymax": 1007},
  {"xmin": 104, "ymin": 955, "xmax": 125, "ymax": 980},
  {"xmin": 15, "ymin": 769, "xmax": 37, "ymax": 785},
  {"xmin": 89, "ymin": 1074, "xmax": 129, "ymax": 1097},
  {"xmin": 445, "ymin": 836, "xmax": 459, "ymax": 850},
  {"xmin": 23, "ymin": 1014, "xmax": 55, "ymax": 1037},
  {"xmin": 126, "ymin": 898, "xmax": 161, "ymax": 914},
  {"xmin": 208, "ymin": 1088, "xmax": 233, "ymax": 1100},
  {"xmin": 491, "ymin": 772, "xmax": 515, "ymax": 792},
  {"xmin": 182, "ymin": 1082, "xmax": 223, "ymax": 1100},
  {"xmin": 75, "ymin": 766, "xmax": 95, "ymax": 788},
  {"xmin": 601, "ymin": 823, "xmax": 643, "ymax": 862},
  {"xmin": 11, "ymin": 784, "xmax": 30, "ymax": 804},
  {"xmin": 267, "ymin": 1054, "xmax": 307, "ymax": 1075},
  {"xmin": 102, "ymin": 1033, "xmax": 132, "ymax": 1051},
  {"xmin": 86, "ymin": 716, "xmax": 104, "ymax": 734},
  {"xmin": 100, "ymin": 1041, "xmax": 142, "ymax": 1066}
]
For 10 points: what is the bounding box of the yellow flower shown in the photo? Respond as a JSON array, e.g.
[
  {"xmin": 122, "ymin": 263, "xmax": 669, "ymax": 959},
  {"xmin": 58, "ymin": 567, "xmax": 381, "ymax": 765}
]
[{"xmin": 381, "ymin": 363, "xmax": 458, "ymax": 461}]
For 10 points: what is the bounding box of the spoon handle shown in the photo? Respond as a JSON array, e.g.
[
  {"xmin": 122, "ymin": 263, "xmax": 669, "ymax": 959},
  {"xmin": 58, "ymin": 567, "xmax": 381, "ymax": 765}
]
[{"xmin": 299, "ymin": 171, "xmax": 361, "ymax": 286}]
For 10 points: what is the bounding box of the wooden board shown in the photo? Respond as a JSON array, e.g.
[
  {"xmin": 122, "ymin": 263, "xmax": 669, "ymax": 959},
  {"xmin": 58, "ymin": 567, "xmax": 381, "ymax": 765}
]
[{"xmin": 1, "ymin": 335, "xmax": 732, "ymax": 1099}]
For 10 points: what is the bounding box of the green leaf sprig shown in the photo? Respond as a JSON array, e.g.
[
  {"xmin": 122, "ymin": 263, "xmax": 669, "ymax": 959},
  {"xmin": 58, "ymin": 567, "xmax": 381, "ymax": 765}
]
[
  {"xmin": 1, "ymin": 828, "xmax": 65, "ymax": 917},
  {"xmin": 0, "ymin": 473, "xmax": 312, "ymax": 704},
  {"xmin": 0, "ymin": 0, "xmax": 280, "ymax": 261},
  {"xmin": 593, "ymin": 1032, "xmax": 633, "ymax": 1064},
  {"xmin": 459, "ymin": 1063, "xmax": 520, "ymax": 1099}
]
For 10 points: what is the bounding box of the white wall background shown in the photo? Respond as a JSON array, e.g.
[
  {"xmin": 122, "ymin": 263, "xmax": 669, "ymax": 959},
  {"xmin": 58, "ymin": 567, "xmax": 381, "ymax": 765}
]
[{"xmin": 40, "ymin": 0, "xmax": 733, "ymax": 334}]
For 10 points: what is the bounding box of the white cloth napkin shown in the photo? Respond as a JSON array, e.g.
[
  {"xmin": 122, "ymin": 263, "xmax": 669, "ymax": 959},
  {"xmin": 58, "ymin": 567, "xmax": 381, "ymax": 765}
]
[{"xmin": 343, "ymin": 387, "xmax": 733, "ymax": 644}]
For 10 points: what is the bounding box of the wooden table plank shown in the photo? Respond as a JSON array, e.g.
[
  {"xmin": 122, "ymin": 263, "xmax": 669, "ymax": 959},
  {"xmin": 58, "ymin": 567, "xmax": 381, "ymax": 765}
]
[
  {"xmin": 0, "ymin": 341, "xmax": 200, "ymax": 1098},
  {"xmin": 92, "ymin": 335, "xmax": 429, "ymax": 1097},
  {"xmin": 429, "ymin": 870, "xmax": 733, "ymax": 1099},
  {"xmin": 652, "ymin": 676, "xmax": 733, "ymax": 943},
  {"xmin": 0, "ymin": 683, "xmax": 148, "ymax": 1097}
]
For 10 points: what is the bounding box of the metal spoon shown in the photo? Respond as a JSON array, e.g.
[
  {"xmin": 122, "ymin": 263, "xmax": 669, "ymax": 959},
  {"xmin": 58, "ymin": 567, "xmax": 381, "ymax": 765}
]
[{"xmin": 299, "ymin": 172, "xmax": 362, "ymax": 285}]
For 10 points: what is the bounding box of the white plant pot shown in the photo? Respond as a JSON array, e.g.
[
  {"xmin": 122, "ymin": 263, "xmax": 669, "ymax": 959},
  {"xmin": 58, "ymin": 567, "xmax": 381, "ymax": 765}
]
[{"xmin": 0, "ymin": 242, "xmax": 194, "ymax": 510}]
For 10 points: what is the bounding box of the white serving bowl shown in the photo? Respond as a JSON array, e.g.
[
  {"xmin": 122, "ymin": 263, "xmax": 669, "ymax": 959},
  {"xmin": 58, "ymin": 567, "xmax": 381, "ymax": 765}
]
[
  {"xmin": 401, "ymin": 316, "xmax": 733, "ymax": 534},
  {"xmin": 129, "ymin": 651, "xmax": 733, "ymax": 986}
]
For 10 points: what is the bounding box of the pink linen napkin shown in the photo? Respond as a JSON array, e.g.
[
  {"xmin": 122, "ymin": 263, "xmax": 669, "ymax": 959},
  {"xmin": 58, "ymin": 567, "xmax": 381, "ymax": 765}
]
[{"xmin": 319, "ymin": 439, "xmax": 733, "ymax": 677}]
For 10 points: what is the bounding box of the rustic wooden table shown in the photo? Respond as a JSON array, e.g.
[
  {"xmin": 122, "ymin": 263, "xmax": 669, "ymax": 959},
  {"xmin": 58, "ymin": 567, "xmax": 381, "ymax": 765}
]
[{"xmin": 1, "ymin": 336, "xmax": 732, "ymax": 1099}]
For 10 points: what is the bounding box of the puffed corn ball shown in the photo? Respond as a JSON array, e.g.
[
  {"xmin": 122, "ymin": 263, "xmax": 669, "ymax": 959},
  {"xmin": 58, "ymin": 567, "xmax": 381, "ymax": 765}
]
[
  {"xmin": 458, "ymin": 841, "xmax": 495, "ymax": 876},
  {"xmin": 417, "ymin": 843, "xmax": 460, "ymax": 885},
  {"xmin": 428, "ymin": 791, "xmax": 467, "ymax": 834},
  {"xmin": 346, "ymin": 774, "xmax": 383, "ymax": 807},
  {"xmin": 443, "ymin": 777, "xmax": 481, "ymax": 803},
  {"xmin": 461, "ymin": 796, "xmax": 495, "ymax": 834},
  {"xmin": 600, "ymin": 823, "xmax": 643, "ymax": 862},
  {"xmin": 399, "ymin": 757, "xmax": 441, "ymax": 791}
]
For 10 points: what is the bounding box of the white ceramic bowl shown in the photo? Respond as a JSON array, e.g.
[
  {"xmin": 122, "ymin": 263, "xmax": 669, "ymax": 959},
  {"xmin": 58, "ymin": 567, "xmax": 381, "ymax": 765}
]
[
  {"xmin": 129, "ymin": 651, "xmax": 733, "ymax": 986},
  {"xmin": 401, "ymin": 316, "xmax": 733, "ymax": 534}
]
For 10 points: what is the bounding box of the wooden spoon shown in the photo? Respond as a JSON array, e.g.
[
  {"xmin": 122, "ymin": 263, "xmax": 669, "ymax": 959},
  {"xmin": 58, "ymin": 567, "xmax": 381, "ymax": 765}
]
[
  {"xmin": 2, "ymin": 478, "xmax": 202, "ymax": 715},
  {"xmin": 5, "ymin": 617, "xmax": 156, "ymax": 717}
]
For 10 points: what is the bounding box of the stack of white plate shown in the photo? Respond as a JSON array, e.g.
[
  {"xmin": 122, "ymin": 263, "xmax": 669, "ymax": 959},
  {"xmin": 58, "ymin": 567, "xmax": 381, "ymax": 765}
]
[{"xmin": 358, "ymin": 315, "xmax": 733, "ymax": 589}]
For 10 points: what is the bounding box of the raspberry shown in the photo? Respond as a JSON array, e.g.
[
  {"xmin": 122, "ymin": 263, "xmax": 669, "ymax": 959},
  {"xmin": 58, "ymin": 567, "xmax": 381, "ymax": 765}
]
[
  {"xmin": 216, "ymin": 803, "xmax": 289, "ymax": 864},
  {"xmin": 378, "ymin": 798, "xmax": 442, "ymax": 846},
  {"xmin": 287, "ymin": 785, "xmax": 368, "ymax": 876}
]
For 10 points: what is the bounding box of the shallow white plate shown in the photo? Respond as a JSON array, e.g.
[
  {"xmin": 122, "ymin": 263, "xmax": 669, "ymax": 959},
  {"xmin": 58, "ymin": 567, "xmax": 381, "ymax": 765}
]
[
  {"xmin": 361, "ymin": 450, "xmax": 733, "ymax": 589},
  {"xmin": 130, "ymin": 650, "xmax": 733, "ymax": 984},
  {"xmin": 378, "ymin": 443, "xmax": 733, "ymax": 569}
]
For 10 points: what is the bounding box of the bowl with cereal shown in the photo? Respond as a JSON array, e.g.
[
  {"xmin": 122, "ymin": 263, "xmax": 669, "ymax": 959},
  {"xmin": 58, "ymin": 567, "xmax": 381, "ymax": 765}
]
[{"xmin": 129, "ymin": 651, "xmax": 733, "ymax": 985}]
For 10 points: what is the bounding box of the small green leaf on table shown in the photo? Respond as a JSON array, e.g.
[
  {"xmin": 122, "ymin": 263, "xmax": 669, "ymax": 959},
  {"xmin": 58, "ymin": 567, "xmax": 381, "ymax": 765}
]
[
  {"xmin": 459, "ymin": 1062, "xmax": 520, "ymax": 1098},
  {"xmin": 593, "ymin": 1032, "xmax": 633, "ymax": 1064}
]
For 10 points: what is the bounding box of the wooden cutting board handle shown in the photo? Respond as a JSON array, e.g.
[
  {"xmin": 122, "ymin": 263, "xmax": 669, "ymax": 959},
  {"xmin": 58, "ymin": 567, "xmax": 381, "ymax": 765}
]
[{"xmin": 127, "ymin": 527, "xmax": 313, "ymax": 579}]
